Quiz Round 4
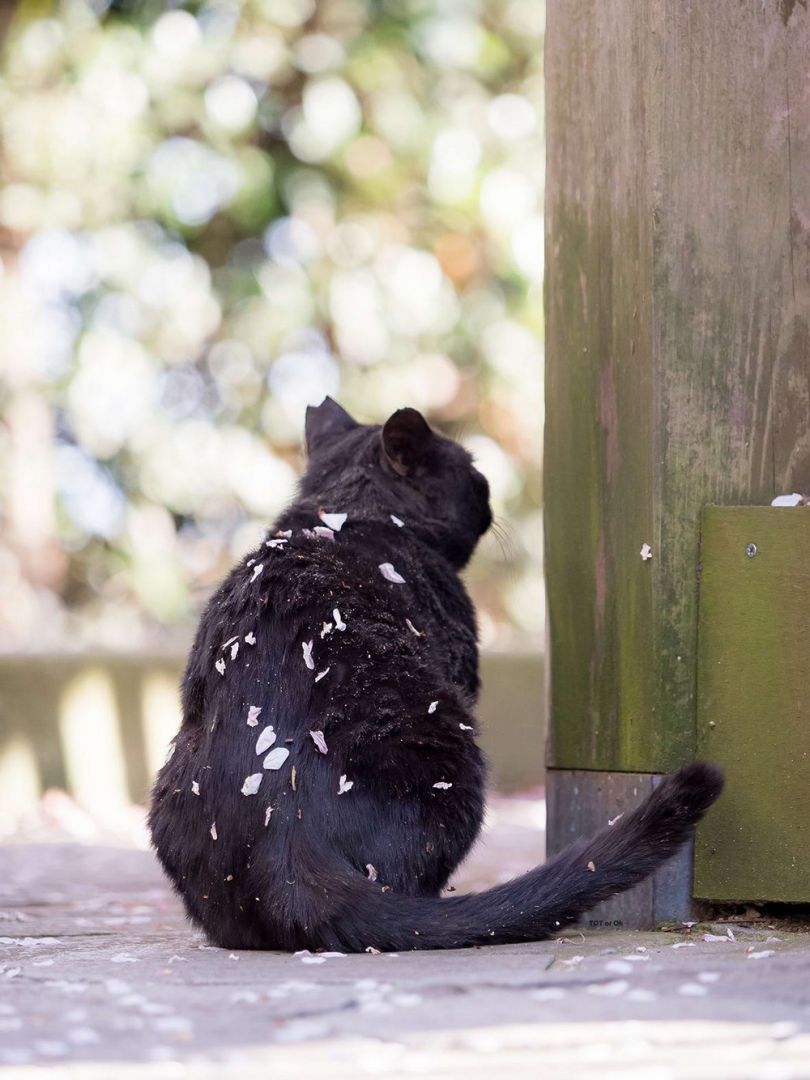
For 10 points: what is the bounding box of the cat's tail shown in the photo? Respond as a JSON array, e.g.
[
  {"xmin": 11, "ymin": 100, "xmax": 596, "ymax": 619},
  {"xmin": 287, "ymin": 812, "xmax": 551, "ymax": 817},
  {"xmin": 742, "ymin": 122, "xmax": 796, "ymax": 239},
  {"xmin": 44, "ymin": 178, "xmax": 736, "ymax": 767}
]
[{"xmin": 285, "ymin": 762, "xmax": 723, "ymax": 953}]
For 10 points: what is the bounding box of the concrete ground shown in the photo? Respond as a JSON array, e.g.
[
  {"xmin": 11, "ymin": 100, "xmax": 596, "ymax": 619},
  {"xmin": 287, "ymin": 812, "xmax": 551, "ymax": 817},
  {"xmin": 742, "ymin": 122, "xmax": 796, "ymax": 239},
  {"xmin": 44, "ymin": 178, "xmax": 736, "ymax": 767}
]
[{"xmin": 1, "ymin": 796, "xmax": 810, "ymax": 1079}]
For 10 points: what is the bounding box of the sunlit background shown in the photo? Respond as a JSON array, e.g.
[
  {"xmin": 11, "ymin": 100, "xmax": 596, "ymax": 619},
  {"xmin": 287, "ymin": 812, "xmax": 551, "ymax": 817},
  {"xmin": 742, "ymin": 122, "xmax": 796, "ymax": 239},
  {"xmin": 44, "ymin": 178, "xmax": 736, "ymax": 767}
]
[{"xmin": 0, "ymin": 0, "xmax": 545, "ymax": 831}]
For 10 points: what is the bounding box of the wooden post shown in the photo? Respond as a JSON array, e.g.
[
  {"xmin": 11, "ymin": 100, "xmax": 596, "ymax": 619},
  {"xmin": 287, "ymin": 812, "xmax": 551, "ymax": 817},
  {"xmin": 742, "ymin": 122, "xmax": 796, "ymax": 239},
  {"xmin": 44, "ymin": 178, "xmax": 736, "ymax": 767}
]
[{"xmin": 544, "ymin": 2, "xmax": 810, "ymax": 926}]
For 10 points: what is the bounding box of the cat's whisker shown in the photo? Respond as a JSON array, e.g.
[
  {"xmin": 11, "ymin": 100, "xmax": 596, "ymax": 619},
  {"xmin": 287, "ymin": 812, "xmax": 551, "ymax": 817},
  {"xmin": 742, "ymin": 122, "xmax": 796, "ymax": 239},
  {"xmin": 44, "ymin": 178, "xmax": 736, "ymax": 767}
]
[{"xmin": 490, "ymin": 517, "xmax": 517, "ymax": 563}]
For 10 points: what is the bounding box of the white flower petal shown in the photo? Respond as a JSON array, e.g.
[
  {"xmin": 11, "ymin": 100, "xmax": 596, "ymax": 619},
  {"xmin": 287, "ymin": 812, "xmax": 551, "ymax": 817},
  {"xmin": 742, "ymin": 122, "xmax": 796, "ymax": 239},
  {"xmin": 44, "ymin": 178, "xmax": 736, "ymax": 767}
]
[
  {"xmin": 263, "ymin": 747, "xmax": 290, "ymax": 771},
  {"xmin": 241, "ymin": 773, "xmax": 263, "ymax": 796},
  {"xmin": 366, "ymin": 864, "xmax": 378, "ymax": 881},
  {"xmin": 251, "ymin": 563, "xmax": 264, "ymax": 581},
  {"xmin": 266, "ymin": 539, "xmax": 288, "ymax": 549},
  {"xmin": 244, "ymin": 631, "xmax": 256, "ymax": 646},
  {"xmin": 302, "ymin": 640, "xmax": 315, "ymax": 670},
  {"xmin": 428, "ymin": 700, "xmax": 438, "ymax": 714},
  {"xmin": 459, "ymin": 723, "xmax": 473, "ymax": 731},
  {"xmin": 309, "ymin": 730, "xmax": 328, "ymax": 754},
  {"xmin": 333, "ymin": 609, "xmax": 347, "ymax": 631},
  {"xmin": 432, "ymin": 781, "xmax": 452, "ymax": 790},
  {"xmin": 230, "ymin": 642, "xmax": 239, "ymax": 661},
  {"xmin": 191, "ymin": 781, "xmax": 200, "ymax": 796},
  {"xmin": 264, "ymin": 806, "xmax": 274, "ymax": 827},
  {"xmin": 313, "ymin": 526, "xmax": 335, "ymax": 540},
  {"xmin": 320, "ymin": 622, "xmax": 333, "ymax": 638},
  {"xmin": 390, "ymin": 515, "xmax": 404, "ymax": 527},
  {"xmin": 406, "ymin": 618, "xmax": 422, "ymax": 636},
  {"xmin": 246, "ymin": 705, "xmax": 262, "ymax": 727},
  {"xmin": 640, "ymin": 543, "xmax": 652, "ymax": 561},
  {"xmin": 379, "ymin": 562, "xmax": 406, "ymax": 584},
  {"xmin": 215, "ymin": 658, "xmax": 226, "ymax": 676},
  {"xmin": 319, "ymin": 510, "xmax": 347, "ymax": 531},
  {"xmin": 338, "ymin": 774, "xmax": 353, "ymax": 794},
  {"xmin": 314, "ymin": 667, "xmax": 331, "ymax": 682},
  {"xmin": 210, "ymin": 822, "xmax": 218, "ymax": 840},
  {"xmin": 255, "ymin": 726, "xmax": 277, "ymax": 755}
]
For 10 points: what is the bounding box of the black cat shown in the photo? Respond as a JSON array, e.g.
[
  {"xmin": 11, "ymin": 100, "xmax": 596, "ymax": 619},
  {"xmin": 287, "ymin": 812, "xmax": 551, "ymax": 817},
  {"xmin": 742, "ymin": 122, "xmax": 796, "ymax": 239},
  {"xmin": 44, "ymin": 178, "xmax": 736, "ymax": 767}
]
[{"xmin": 149, "ymin": 398, "xmax": 723, "ymax": 951}]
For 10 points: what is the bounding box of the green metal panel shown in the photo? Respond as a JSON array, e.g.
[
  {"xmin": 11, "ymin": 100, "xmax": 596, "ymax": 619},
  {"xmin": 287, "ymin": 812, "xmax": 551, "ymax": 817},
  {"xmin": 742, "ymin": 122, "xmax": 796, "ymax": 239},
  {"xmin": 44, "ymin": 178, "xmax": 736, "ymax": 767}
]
[{"xmin": 694, "ymin": 507, "xmax": 810, "ymax": 902}]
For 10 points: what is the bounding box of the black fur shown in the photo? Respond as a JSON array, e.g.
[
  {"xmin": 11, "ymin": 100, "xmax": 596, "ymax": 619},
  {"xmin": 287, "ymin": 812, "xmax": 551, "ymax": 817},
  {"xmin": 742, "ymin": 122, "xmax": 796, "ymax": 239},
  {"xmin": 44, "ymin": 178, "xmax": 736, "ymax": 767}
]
[{"xmin": 149, "ymin": 399, "xmax": 724, "ymax": 952}]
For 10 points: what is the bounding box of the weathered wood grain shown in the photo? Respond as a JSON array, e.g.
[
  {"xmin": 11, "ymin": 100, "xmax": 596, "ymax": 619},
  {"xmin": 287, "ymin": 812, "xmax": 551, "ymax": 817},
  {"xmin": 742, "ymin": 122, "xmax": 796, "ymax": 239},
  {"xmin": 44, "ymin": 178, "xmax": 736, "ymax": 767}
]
[
  {"xmin": 545, "ymin": 1, "xmax": 810, "ymax": 774},
  {"xmin": 547, "ymin": 769, "xmax": 694, "ymax": 927},
  {"xmin": 694, "ymin": 507, "xmax": 810, "ymax": 902}
]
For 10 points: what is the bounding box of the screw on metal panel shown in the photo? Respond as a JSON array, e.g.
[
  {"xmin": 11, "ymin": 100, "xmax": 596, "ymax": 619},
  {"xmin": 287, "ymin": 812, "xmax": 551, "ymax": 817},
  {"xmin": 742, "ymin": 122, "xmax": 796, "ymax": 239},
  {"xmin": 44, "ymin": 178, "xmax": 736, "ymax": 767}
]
[{"xmin": 746, "ymin": 543, "xmax": 757, "ymax": 558}]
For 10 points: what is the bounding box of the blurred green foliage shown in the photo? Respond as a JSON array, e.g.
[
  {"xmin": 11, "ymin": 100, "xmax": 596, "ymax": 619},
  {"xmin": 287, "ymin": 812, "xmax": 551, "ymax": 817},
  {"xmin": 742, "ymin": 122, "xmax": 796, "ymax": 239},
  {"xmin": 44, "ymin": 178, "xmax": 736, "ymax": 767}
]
[{"xmin": 0, "ymin": 0, "xmax": 544, "ymax": 652}]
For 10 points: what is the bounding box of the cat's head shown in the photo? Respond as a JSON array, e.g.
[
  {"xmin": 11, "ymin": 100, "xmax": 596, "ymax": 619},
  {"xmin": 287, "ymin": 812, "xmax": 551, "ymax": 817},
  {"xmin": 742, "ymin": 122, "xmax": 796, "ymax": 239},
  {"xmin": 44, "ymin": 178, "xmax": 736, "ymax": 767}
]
[{"xmin": 301, "ymin": 397, "xmax": 492, "ymax": 567}]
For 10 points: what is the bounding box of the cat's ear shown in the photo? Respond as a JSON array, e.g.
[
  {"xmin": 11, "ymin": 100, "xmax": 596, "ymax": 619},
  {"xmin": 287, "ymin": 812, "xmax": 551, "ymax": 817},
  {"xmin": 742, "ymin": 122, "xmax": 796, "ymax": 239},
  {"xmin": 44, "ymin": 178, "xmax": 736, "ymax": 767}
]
[
  {"xmin": 305, "ymin": 397, "xmax": 358, "ymax": 454},
  {"xmin": 381, "ymin": 408, "xmax": 435, "ymax": 477}
]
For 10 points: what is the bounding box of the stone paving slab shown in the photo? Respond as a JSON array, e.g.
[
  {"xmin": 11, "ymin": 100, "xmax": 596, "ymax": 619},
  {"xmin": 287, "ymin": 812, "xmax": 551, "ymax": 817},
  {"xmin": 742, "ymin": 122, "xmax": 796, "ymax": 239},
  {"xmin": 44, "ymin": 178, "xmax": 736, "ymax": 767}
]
[{"xmin": 1, "ymin": 840, "xmax": 810, "ymax": 1078}]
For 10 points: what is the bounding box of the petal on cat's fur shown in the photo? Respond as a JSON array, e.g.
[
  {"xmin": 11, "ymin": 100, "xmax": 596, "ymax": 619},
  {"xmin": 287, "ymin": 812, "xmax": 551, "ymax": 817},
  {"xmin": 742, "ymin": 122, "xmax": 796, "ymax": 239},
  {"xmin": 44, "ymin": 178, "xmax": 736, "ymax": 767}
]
[
  {"xmin": 244, "ymin": 631, "xmax": 256, "ymax": 646},
  {"xmin": 390, "ymin": 515, "xmax": 404, "ymax": 527},
  {"xmin": 215, "ymin": 659, "xmax": 226, "ymax": 676},
  {"xmin": 405, "ymin": 618, "xmax": 422, "ymax": 636},
  {"xmin": 313, "ymin": 526, "xmax": 335, "ymax": 540},
  {"xmin": 433, "ymin": 782, "xmax": 452, "ymax": 790},
  {"xmin": 246, "ymin": 704, "xmax": 262, "ymax": 726},
  {"xmin": 428, "ymin": 700, "xmax": 438, "ymax": 713},
  {"xmin": 209, "ymin": 822, "xmax": 217, "ymax": 841},
  {"xmin": 333, "ymin": 609, "xmax": 346, "ymax": 631},
  {"xmin": 379, "ymin": 562, "xmax": 406, "ymax": 584},
  {"xmin": 309, "ymin": 730, "xmax": 328, "ymax": 754},
  {"xmin": 318, "ymin": 510, "xmax": 348, "ymax": 531},
  {"xmin": 191, "ymin": 781, "xmax": 200, "ymax": 795},
  {"xmin": 263, "ymin": 747, "xmax": 290, "ymax": 770},
  {"xmin": 314, "ymin": 667, "xmax": 330, "ymax": 682},
  {"xmin": 338, "ymin": 775, "xmax": 353, "ymax": 794},
  {"xmin": 302, "ymin": 640, "xmax": 315, "ymax": 669},
  {"xmin": 241, "ymin": 773, "xmax": 263, "ymax": 797},
  {"xmin": 251, "ymin": 563, "xmax": 264, "ymax": 581},
  {"xmin": 255, "ymin": 726, "xmax": 276, "ymax": 755}
]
